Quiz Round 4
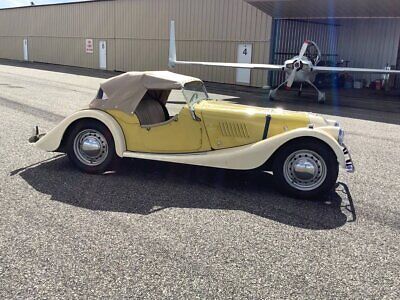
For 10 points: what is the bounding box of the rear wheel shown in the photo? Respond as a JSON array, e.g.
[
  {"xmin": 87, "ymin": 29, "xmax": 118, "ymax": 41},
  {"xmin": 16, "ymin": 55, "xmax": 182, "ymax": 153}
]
[
  {"xmin": 66, "ymin": 120, "xmax": 116, "ymax": 174},
  {"xmin": 272, "ymin": 139, "xmax": 338, "ymax": 199}
]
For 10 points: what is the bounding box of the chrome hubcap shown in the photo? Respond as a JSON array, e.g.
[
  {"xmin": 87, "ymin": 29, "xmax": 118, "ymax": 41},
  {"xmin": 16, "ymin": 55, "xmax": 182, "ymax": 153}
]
[
  {"xmin": 73, "ymin": 129, "xmax": 108, "ymax": 166},
  {"xmin": 283, "ymin": 150, "xmax": 327, "ymax": 191}
]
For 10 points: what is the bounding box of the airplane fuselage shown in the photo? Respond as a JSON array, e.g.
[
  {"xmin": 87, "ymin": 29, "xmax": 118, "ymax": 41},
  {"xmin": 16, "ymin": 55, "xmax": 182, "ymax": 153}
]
[{"xmin": 283, "ymin": 56, "xmax": 316, "ymax": 83}]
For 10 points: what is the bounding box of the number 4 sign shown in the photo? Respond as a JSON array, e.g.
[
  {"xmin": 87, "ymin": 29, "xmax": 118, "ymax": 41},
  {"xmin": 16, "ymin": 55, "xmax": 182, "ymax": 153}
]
[{"xmin": 237, "ymin": 44, "xmax": 252, "ymax": 84}]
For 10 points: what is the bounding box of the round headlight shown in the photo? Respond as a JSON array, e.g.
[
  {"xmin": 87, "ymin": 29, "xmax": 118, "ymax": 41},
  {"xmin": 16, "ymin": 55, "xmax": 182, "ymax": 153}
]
[{"xmin": 338, "ymin": 128, "xmax": 345, "ymax": 145}]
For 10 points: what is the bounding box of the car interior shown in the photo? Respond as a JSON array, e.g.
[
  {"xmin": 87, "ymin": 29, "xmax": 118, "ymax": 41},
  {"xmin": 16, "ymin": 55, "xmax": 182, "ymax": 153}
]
[
  {"xmin": 135, "ymin": 89, "xmax": 178, "ymax": 127},
  {"xmin": 96, "ymin": 87, "xmax": 180, "ymax": 128}
]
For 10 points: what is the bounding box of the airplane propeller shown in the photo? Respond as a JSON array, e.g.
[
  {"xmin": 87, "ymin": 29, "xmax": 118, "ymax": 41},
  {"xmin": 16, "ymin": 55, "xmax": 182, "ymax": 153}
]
[
  {"xmin": 286, "ymin": 67, "xmax": 297, "ymax": 88},
  {"xmin": 299, "ymin": 40, "xmax": 309, "ymax": 58},
  {"xmin": 286, "ymin": 41, "xmax": 309, "ymax": 88}
]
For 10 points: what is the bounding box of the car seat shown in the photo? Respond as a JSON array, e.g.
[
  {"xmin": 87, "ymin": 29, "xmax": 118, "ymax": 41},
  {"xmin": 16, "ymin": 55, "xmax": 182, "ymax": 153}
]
[{"xmin": 135, "ymin": 97, "xmax": 169, "ymax": 126}]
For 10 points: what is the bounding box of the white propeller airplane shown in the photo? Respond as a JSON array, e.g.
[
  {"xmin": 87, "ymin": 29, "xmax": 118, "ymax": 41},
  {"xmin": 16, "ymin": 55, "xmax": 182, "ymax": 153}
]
[{"xmin": 168, "ymin": 20, "xmax": 400, "ymax": 103}]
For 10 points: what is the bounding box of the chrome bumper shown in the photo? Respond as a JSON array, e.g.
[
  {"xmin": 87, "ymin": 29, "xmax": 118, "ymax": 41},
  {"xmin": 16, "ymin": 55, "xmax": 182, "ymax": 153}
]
[{"xmin": 342, "ymin": 144, "xmax": 355, "ymax": 173}]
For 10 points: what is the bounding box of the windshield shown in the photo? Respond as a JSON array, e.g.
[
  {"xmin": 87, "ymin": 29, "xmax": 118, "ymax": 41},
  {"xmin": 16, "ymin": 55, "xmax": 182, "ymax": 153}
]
[{"xmin": 182, "ymin": 81, "xmax": 209, "ymax": 107}]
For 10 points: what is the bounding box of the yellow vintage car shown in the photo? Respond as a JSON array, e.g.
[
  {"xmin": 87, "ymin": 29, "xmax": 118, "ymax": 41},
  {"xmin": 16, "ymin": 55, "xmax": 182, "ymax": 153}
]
[{"xmin": 30, "ymin": 71, "xmax": 354, "ymax": 198}]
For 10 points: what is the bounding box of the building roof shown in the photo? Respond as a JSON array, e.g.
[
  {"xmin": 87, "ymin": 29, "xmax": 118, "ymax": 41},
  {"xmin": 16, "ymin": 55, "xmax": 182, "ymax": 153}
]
[
  {"xmin": 4, "ymin": 0, "xmax": 400, "ymax": 18},
  {"xmin": 246, "ymin": 0, "xmax": 400, "ymax": 18},
  {"xmin": 0, "ymin": 0, "xmax": 105, "ymax": 11}
]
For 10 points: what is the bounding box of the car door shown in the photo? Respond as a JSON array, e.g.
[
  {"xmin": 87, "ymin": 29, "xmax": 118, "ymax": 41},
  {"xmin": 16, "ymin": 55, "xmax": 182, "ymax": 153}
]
[{"xmin": 138, "ymin": 106, "xmax": 211, "ymax": 153}]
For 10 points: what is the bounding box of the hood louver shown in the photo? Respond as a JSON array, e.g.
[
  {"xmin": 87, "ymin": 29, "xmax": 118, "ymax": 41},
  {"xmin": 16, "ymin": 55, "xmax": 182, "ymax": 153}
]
[{"xmin": 219, "ymin": 121, "xmax": 250, "ymax": 138}]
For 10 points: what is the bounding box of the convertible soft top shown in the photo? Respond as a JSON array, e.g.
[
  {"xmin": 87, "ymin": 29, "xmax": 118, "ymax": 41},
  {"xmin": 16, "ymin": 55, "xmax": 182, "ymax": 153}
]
[{"xmin": 90, "ymin": 71, "xmax": 202, "ymax": 114}]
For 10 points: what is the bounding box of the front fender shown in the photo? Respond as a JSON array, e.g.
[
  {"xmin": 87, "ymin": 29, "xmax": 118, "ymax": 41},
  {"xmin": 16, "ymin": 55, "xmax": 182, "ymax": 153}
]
[
  {"xmin": 260, "ymin": 127, "xmax": 346, "ymax": 168},
  {"xmin": 35, "ymin": 109, "xmax": 126, "ymax": 157}
]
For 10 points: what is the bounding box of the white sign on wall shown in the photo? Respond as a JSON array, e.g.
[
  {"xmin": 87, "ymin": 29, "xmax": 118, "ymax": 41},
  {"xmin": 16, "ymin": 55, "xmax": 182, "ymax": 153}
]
[
  {"xmin": 236, "ymin": 44, "xmax": 252, "ymax": 85},
  {"xmin": 85, "ymin": 39, "xmax": 94, "ymax": 54}
]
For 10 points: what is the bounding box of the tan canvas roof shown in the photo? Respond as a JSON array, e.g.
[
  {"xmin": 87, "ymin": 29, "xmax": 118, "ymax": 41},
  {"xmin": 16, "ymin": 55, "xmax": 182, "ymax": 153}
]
[{"xmin": 90, "ymin": 71, "xmax": 202, "ymax": 114}]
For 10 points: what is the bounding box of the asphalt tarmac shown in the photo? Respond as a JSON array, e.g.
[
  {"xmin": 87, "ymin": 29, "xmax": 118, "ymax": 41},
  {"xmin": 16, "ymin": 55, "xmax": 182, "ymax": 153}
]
[{"xmin": 0, "ymin": 62, "xmax": 399, "ymax": 299}]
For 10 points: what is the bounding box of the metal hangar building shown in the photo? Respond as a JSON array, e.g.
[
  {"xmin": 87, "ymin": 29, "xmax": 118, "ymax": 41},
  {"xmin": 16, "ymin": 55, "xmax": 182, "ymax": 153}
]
[{"xmin": 0, "ymin": 0, "xmax": 399, "ymax": 88}]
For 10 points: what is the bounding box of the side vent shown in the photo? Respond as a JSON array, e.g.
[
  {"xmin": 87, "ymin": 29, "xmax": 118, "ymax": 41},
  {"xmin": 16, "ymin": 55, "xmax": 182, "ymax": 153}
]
[{"xmin": 219, "ymin": 122, "xmax": 250, "ymax": 138}]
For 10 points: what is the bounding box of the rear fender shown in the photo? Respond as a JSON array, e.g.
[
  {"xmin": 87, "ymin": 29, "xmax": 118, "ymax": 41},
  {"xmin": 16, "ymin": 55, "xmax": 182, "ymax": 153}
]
[{"xmin": 35, "ymin": 109, "xmax": 126, "ymax": 157}]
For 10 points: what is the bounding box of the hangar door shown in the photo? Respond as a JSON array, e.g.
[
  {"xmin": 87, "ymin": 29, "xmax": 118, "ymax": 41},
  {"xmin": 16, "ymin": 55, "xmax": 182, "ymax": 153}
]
[
  {"xmin": 99, "ymin": 41, "xmax": 107, "ymax": 70},
  {"xmin": 270, "ymin": 19, "xmax": 340, "ymax": 87},
  {"xmin": 236, "ymin": 44, "xmax": 252, "ymax": 84},
  {"xmin": 23, "ymin": 39, "xmax": 28, "ymax": 61}
]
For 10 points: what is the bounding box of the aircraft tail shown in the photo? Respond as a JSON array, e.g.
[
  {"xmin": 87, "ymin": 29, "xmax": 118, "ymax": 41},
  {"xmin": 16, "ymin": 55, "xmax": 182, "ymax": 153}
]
[{"xmin": 168, "ymin": 20, "xmax": 177, "ymax": 68}]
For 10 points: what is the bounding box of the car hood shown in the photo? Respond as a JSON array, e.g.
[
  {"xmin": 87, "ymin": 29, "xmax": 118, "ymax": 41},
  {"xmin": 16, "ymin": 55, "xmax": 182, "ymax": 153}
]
[
  {"xmin": 198, "ymin": 100, "xmax": 307, "ymax": 117},
  {"xmin": 195, "ymin": 100, "xmax": 326, "ymax": 150}
]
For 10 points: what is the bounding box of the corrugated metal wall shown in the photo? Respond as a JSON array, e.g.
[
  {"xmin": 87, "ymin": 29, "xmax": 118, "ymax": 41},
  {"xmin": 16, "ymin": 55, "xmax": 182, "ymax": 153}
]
[
  {"xmin": 337, "ymin": 19, "xmax": 400, "ymax": 85},
  {"xmin": 0, "ymin": 0, "xmax": 272, "ymax": 87},
  {"xmin": 0, "ymin": 1, "xmax": 116, "ymax": 68},
  {"xmin": 115, "ymin": 0, "xmax": 272, "ymax": 87},
  {"xmin": 270, "ymin": 19, "xmax": 340, "ymax": 86}
]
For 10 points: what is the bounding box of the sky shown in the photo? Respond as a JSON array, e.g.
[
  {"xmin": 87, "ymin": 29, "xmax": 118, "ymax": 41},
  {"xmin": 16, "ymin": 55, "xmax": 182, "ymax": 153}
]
[{"xmin": 0, "ymin": 0, "xmax": 91, "ymax": 9}]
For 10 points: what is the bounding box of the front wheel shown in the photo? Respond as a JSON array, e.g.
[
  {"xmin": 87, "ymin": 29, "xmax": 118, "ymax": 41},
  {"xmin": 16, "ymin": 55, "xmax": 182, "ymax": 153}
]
[
  {"xmin": 66, "ymin": 120, "xmax": 117, "ymax": 174},
  {"xmin": 272, "ymin": 139, "xmax": 339, "ymax": 199}
]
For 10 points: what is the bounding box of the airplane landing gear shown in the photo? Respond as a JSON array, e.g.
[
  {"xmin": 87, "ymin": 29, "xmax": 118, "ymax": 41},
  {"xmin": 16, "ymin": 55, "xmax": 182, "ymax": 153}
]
[
  {"xmin": 306, "ymin": 80, "xmax": 325, "ymax": 103},
  {"xmin": 317, "ymin": 92, "xmax": 326, "ymax": 104},
  {"xmin": 268, "ymin": 80, "xmax": 288, "ymax": 101},
  {"xmin": 269, "ymin": 90, "xmax": 276, "ymax": 101},
  {"xmin": 298, "ymin": 83, "xmax": 303, "ymax": 97},
  {"xmin": 269, "ymin": 80, "xmax": 326, "ymax": 103}
]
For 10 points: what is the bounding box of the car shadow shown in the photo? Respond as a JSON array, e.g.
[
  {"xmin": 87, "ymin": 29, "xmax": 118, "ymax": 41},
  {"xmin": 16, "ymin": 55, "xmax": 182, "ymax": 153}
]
[{"xmin": 13, "ymin": 155, "xmax": 355, "ymax": 230}]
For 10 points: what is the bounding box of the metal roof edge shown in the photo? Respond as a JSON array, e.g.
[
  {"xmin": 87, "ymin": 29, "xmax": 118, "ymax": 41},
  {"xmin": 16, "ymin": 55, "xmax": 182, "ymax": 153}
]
[{"xmin": 0, "ymin": 0, "xmax": 112, "ymax": 11}]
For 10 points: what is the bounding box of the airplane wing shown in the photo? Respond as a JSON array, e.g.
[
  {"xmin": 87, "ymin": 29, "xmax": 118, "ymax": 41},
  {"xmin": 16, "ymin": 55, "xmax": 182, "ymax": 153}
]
[
  {"xmin": 174, "ymin": 60, "xmax": 284, "ymax": 70},
  {"xmin": 169, "ymin": 21, "xmax": 400, "ymax": 76},
  {"xmin": 169, "ymin": 21, "xmax": 284, "ymax": 71},
  {"xmin": 313, "ymin": 66, "xmax": 400, "ymax": 74}
]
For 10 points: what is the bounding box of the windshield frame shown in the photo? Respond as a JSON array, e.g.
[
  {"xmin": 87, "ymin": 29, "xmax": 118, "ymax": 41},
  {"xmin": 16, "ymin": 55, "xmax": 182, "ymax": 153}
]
[{"xmin": 182, "ymin": 81, "xmax": 209, "ymax": 110}]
